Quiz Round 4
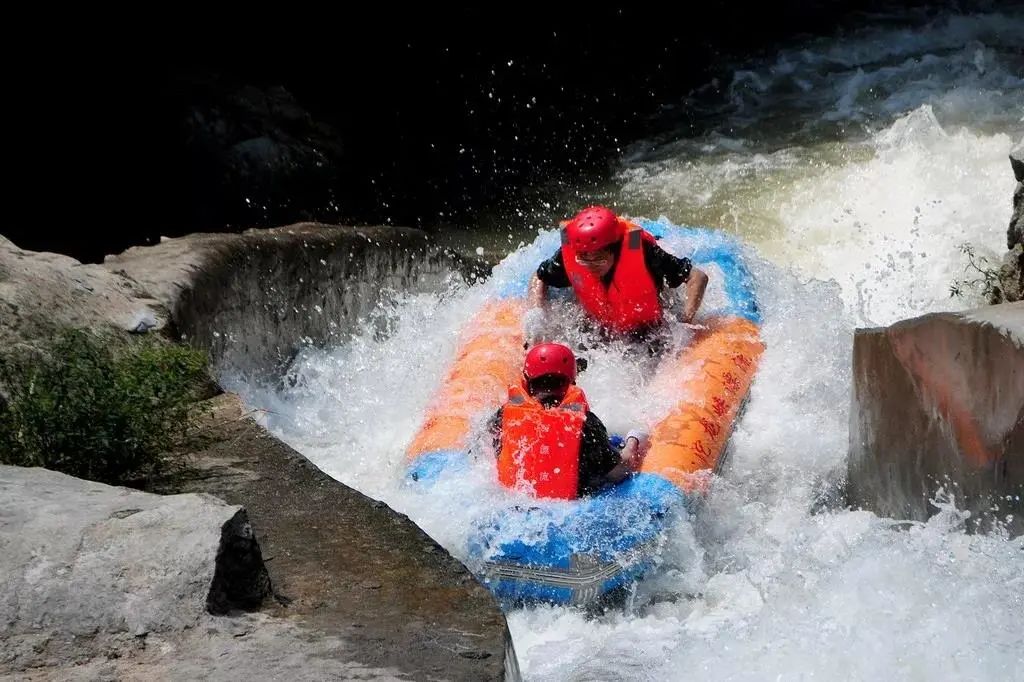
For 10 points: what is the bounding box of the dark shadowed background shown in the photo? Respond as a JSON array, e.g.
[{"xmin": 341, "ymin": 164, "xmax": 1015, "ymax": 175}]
[{"xmin": 5, "ymin": 2, "xmax": 963, "ymax": 261}]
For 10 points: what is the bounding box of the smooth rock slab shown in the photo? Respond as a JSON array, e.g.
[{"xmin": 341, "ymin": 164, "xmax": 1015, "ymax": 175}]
[{"xmin": 0, "ymin": 465, "xmax": 269, "ymax": 672}]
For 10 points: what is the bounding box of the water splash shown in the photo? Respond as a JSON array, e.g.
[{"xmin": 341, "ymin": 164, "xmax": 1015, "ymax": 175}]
[{"xmin": 231, "ymin": 6, "xmax": 1024, "ymax": 680}]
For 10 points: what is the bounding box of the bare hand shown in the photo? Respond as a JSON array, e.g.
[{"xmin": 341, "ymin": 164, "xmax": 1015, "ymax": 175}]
[{"xmin": 681, "ymin": 267, "xmax": 709, "ymax": 323}]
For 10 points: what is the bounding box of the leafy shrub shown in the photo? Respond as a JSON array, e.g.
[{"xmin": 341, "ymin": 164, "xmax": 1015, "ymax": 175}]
[
  {"xmin": 949, "ymin": 242, "xmax": 1005, "ymax": 303},
  {"xmin": 0, "ymin": 329, "xmax": 210, "ymax": 487}
]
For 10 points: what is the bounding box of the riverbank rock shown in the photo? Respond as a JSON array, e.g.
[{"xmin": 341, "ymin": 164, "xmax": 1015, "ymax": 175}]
[
  {"xmin": 1009, "ymin": 139, "xmax": 1023, "ymax": 250},
  {"xmin": 995, "ymin": 245, "xmax": 1024, "ymax": 304},
  {"xmin": 0, "ymin": 465, "xmax": 270, "ymax": 673},
  {"xmin": 0, "ymin": 236, "xmax": 165, "ymax": 354},
  {"xmin": 153, "ymin": 392, "xmax": 517, "ymax": 681},
  {"xmin": 103, "ymin": 223, "xmax": 471, "ymax": 381},
  {"xmin": 847, "ymin": 302, "xmax": 1024, "ymax": 536},
  {"xmin": 0, "ymin": 225, "xmax": 517, "ymax": 679},
  {"xmin": 995, "ymin": 143, "xmax": 1024, "ymax": 303}
]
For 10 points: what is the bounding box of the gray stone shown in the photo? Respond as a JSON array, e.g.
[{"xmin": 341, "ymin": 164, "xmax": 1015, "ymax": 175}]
[
  {"xmin": 0, "ymin": 238, "xmax": 165, "ymax": 355},
  {"xmin": 1009, "ymin": 141, "xmax": 1023, "ymax": 250},
  {"xmin": 102, "ymin": 223, "xmax": 479, "ymax": 381},
  {"xmin": 126, "ymin": 309, "xmax": 160, "ymax": 334},
  {"xmin": 0, "ymin": 465, "xmax": 271, "ymax": 672},
  {"xmin": 1010, "ymin": 175, "xmax": 1023, "ymax": 251},
  {"xmin": 1010, "ymin": 140, "xmax": 1024, "ymax": 183},
  {"xmin": 847, "ymin": 303, "xmax": 1024, "ymax": 536},
  {"xmin": 995, "ymin": 244, "xmax": 1023, "ymax": 304},
  {"xmin": 0, "ymin": 614, "xmax": 414, "ymax": 681}
]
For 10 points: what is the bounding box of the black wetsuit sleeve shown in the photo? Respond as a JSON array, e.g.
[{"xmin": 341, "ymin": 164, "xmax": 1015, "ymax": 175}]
[
  {"xmin": 643, "ymin": 240, "xmax": 692, "ymax": 288},
  {"xmin": 488, "ymin": 407, "xmax": 503, "ymax": 454},
  {"xmin": 577, "ymin": 411, "xmax": 622, "ymax": 496},
  {"xmin": 535, "ymin": 249, "xmax": 572, "ymax": 288}
]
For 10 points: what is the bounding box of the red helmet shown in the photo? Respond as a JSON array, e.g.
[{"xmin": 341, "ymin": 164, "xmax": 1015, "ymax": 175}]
[
  {"xmin": 565, "ymin": 205, "xmax": 623, "ymax": 254},
  {"xmin": 523, "ymin": 342, "xmax": 577, "ymax": 382}
]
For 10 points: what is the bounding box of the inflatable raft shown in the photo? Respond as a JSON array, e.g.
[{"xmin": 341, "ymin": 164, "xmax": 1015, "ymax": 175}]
[{"xmin": 405, "ymin": 218, "xmax": 764, "ymax": 607}]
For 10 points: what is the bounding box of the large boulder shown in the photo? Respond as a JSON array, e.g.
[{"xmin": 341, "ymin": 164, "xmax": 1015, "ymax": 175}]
[
  {"xmin": 847, "ymin": 303, "xmax": 1024, "ymax": 535},
  {"xmin": 0, "ymin": 465, "xmax": 270, "ymax": 672},
  {"xmin": 0, "ymin": 464, "xmax": 470, "ymax": 680}
]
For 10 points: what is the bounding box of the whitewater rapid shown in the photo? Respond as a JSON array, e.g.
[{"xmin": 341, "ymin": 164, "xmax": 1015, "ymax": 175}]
[{"xmin": 230, "ymin": 7, "xmax": 1024, "ymax": 680}]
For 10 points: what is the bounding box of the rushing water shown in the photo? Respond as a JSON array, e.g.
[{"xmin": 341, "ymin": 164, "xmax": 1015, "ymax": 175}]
[{"xmin": 230, "ymin": 7, "xmax": 1024, "ymax": 680}]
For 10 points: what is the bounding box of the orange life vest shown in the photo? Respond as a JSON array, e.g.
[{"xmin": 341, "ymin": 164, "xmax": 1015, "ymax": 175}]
[
  {"xmin": 496, "ymin": 383, "xmax": 589, "ymax": 500},
  {"xmin": 561, "ymin": 221, "xmax": 663, "ymax": 334}
]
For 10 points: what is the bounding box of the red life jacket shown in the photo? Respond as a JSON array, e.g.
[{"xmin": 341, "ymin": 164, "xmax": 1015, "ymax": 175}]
[
  {"xmin": 561, "ymin": 221, "xmax": 663, "ymax": 334},
  {"xmin": 496, "ymin": 383, "xmax": 589, "ymax": 500}
]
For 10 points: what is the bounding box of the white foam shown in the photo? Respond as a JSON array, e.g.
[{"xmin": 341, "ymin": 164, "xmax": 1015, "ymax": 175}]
[
  {"xmin": 963, "ymin": 301, "xmax": 1024, "ymax": 347},
  {"xmin": 508, "ymin": 499, "xmax": 1024, "ymax": 681},
  {"xmin": 621, "ymin": 105, "xmax": 1020, "ymax": 327},
  {"xmin": 777, "ymin": 105, "xmax": 1016, "ymax": 326},
  {"xmin": 230, "ymin": 7, "xmax": 1024, "ymax": 680},
  {"xmin": 231, "ymin": 245, "xmax": 1023, "ymax": 681}
]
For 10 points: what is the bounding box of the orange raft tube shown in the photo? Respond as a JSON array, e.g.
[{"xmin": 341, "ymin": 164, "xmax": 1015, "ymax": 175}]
[
  {"xmin": 405, "ymin": 299, "xmax": 527, "ymax": 475},
  {"xmin": 642, "ymin": 315, "xmax": 763, "ymax": 494},
  {"xmin": 404, "ymin": 308, "xmax": 763, "ymax": 489}
]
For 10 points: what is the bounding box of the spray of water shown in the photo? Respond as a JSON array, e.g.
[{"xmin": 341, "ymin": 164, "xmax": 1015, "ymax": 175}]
[{"xmin": 230, "ymin": 7, "xmax": 1024, "ymax": 680}]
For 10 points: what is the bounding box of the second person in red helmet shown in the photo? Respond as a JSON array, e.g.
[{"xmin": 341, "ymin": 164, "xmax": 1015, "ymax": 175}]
[
  {"xmin": 487, "ymin": 342, "xmax": 648, "ymax": 499},
  {"xmin": 527, "ymin": 205, "xmax": 708, "ymax": 347}
]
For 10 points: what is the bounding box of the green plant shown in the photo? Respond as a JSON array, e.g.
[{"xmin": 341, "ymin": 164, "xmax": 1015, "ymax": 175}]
[
  {"xmin": 0, "ymin": 329, "xmax": 210, "ymax": 487},
  {"xmin": 949, "ymin": 243, "xmax": 1002, "ymax": 302}
]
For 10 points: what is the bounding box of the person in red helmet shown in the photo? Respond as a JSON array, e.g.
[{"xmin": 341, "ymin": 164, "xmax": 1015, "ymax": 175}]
[
  {"xmin": 526, "ymin": 205, "xmax": 708, "ymax": 346},
  {"xmin": 486, "ymin": 343, "xmax": 648, "ymax": 499}
]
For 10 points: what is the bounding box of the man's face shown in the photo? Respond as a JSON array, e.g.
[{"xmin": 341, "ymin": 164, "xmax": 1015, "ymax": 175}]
[{"xmin": 575, "ymin": 245, "xmax": 615, "ymax": 278}]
